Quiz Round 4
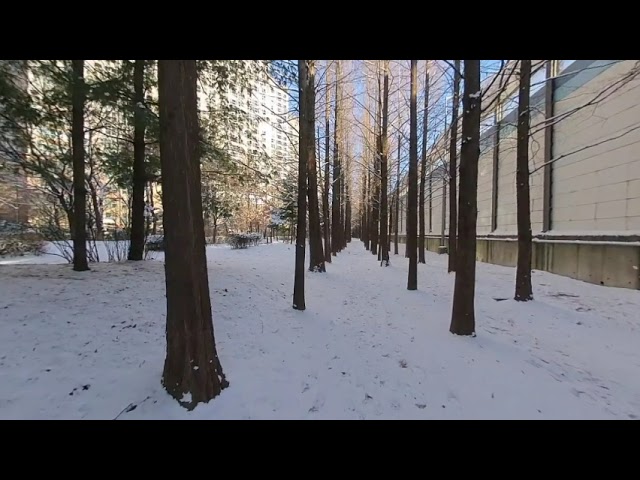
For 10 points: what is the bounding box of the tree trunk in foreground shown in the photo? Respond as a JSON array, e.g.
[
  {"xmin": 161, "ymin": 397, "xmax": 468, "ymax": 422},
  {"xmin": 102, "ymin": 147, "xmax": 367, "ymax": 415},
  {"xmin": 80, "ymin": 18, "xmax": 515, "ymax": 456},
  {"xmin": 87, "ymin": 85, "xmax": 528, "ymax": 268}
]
[
  {"xmin": 419, "ymin": 63, "xmax": 429, "ymax": 264},
  {"xmin": 407, "ymin": 60, "xmax": 419, "ymax": 290},
  {"xmin": 129, "ymin": 59, "xmax": 147, "ymax": 261},
  {"xmin": 323, "ymin": 82, "xmax": 332, "ymax": 263},
  {"xmin": 515, "ymin": 59, "xmax": 534, "ymax": 302},
  {"xmin": 379, "ymin": 61, "xmax": 390, "ymax": 266},
  {"xmin": 450, "ymin": 59, "xmax": 481, "ymax": 336},
  {"xmin": 300, "ymin": 60, "xmax": 325, "ymax": 272},
  {"xmin": 158, "ymin": 60, "xmax": 228, "ymax": 409},
  {"xmin": 72, "ymin": 59, "xmax": 89, "ymax": 272},
  {"xmin": 293, "ymin": 62, "xmax": 308, "ymax": 309}
]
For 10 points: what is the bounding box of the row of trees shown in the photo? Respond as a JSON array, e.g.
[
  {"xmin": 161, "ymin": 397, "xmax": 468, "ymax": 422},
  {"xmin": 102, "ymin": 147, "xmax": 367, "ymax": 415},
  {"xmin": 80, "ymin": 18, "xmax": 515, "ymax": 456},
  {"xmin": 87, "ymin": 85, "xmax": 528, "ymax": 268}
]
[
  {"xmin": 292, "ymin": 60, "xmax": 356, "ymax": 310},
  {"xmin": 351, "ymin": 60, "xmax": 533, "ymax": 336},
  {"xmin": 351, "ymin": 59, "xmax": 636, "ymax": 337}
]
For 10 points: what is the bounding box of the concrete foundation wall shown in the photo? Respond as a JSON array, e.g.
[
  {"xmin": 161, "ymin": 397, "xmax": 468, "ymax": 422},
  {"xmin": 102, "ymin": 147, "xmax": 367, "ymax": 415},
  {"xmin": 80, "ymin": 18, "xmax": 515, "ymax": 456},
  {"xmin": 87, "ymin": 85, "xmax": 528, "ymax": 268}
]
[{"xmin": 393, "ymin": 234, "xmax": 640, "ymax": 290}]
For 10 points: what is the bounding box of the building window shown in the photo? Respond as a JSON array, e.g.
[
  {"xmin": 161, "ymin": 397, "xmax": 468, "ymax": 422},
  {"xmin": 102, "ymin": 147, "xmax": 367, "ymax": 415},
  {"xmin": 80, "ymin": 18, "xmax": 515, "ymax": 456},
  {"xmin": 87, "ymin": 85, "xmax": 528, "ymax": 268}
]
[
  {"xmin": 479, "ymin": 116, "xmax": 494, "ymax": 136},
  {"xmin": 501, "ymin": 88, "xmax": 519, "ymax": 118},
  {"xmin": 530, "ymin": 63, "xmax": 547, "ymax": 97},
  {"xmin": 558, "ymin": 60, "xmax": 576, "ymax": 73}
]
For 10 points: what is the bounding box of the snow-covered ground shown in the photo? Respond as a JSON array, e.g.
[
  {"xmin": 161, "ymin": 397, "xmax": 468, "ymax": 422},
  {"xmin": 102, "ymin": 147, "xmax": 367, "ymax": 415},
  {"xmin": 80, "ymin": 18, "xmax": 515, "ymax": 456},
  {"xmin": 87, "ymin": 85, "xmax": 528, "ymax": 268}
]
[{"xmin": 1, "ymin": 241, "xmax": 639, "ymax": 419}]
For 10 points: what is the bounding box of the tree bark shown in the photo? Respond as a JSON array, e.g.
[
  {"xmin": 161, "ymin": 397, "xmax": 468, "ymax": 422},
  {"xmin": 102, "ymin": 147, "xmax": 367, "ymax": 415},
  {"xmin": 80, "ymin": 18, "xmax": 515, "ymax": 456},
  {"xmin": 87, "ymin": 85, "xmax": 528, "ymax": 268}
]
[
  {"xmin": 331, "ymin": 61, "xmax": 342, "ymax": 256},
  {"xmin": 345, "ymin": 159, "xmax": 352, "ymax": 244},
  {"xmin": 450, "ymin": 59, "xmax": 481, "ymax": 336},
  {"xmin": 379, "ymin": 60, "xmax": 390, "ymax": 266},
  {"xmin": 72, "ymin": 60, "xmax": 89, "ymax": 272},
  {"xmin": 515, "ymin": 59, "xmax": 534, "ymax": 301},
  {"xmin": 323, "ymin": 80, "xmax": 332, "ymax": 262},
  {"xmin": 448, "ymin": 59, "xmax": 461, "ymax": 273},
  {"xmin": 129, "ymin": 59, "xmax": 147, "ymax": 261},
  {"xmin": 371, "ymin": 68, "xmax": 381, "ymax": 257},
  {"xmin": 419, "ymin": 64, "xmax": 430, "ymax": 264},
  {"xmin": 394, "ymin": 135, "xmax": 400, "ymax": 255},
  {"xmin": 361, "ymin": 156, "xmax": 368, "ymax": 248},
  {"xmin": 407, "ymin": 60, "xmax": 419, "ymax": 290},
  {"xmin": 158, "ymin": 60, "xmax": 227, "ymax": 409},
  {"xmin": 293, "ymin": 64, "xmax": 309, "ymax": 309},
  {"xmin": 341, "ymin": 148, "xmax": 346, "ymax": 251},
  {"xmin": 300, "ymin": 61, "xmax": 325, "ymax": 272}
]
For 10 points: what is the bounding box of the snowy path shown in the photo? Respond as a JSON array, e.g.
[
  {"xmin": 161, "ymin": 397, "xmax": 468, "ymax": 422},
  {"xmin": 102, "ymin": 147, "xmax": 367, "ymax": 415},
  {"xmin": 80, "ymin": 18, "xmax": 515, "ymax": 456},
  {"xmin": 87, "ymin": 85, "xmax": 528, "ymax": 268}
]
[{"xmin": 1, "ymin": 242, "xmax": 639, "ymax": 419}]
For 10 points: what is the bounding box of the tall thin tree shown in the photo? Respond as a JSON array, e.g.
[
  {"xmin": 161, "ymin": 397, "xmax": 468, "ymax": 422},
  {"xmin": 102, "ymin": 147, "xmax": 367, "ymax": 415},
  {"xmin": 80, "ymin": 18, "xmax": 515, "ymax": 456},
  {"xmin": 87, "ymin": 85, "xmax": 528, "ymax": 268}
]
[
  {"xmin": 344, "ymin": 145, "xmax": 352, "ymax": 245},
  {"xmin": 448, "ymin": 59, "xmax": 461, "ymax": 273},
  {"xmin": 293, "ymin": 63, "xmax": 309, "ymax": 310},
  {"xmin": 394, "ymin": 135, "xmax": 400, "ymax": 255},
  {"xmin": 419, "ymin": 62, "xmax": 430, "ymax": 264},
  {"xmin": 361, "ymin": 156, "xmax": 368, "ymax": 247},
  {"xmin": 323, "ymin": 69, "xmax": 332, "ymax": 262},
  {"xmin": 128, "ymin": 59, "xmax": 147, "ymax": 261},
  {"xmin": 450, "ymin": 59, "xmax": 481, "ymax": 336},
  {"xmin": 158, "ymin": 60, "xmax": 227, "ymax": 409},
  {"xmin": 379, "ymin": 60, "xmax": 390, "ymax": 266},
  {"xmin": 72, "ymin": 60, "xmax": 89, "ymax": 272},
  {"xmin": 301, "ymin": 61, "xmax": 325, "ymax": 272},
  {"xmin": 515, "ymin": 59, "xmax": 534, "ymax": 301},
  {"xmin": 331, "ymin": 61, "xmax": 343, "ymax": 256},
  {"xmin": 371, "ymin": 66, "xmax": 381, "ymax": 257},
  {"xmin": 407, "ymin": 60, "xmax": 419, "ymax": 290}
]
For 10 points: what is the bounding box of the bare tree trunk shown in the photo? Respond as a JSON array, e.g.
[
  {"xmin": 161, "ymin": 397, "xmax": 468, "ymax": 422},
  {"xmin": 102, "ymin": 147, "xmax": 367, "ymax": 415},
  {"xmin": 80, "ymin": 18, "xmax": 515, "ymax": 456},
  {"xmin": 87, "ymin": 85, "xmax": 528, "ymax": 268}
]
[
  {"xmin": 407, "ymin": 60, "xmax": 419, "ymax": 290},
  {"xmin": 388, "ymin": 197, "xmax": 393, "ymax": 256},
  {"xmin": 88, "ymin": 180, "xmax": 104, "ymax": 241},
  {"xmin": 129, "ymin": 59, "xmax": 147, "ymax": 261},
  {"xmin": 450, "ymin": 59, "xmax": 481, "ymax": 336},
  {"xmin": 300, "ymin": 61, "xmax": 325, "ymax": 272},
  {"xmin": 371, "ymin": 67, "xmax": 381, "ymax": 257},
  {"xmin": 323, "ymin": 83, "xmax": 332, "ymax": 262},
  {"xmin": 331, "ymin": 61, "xmax": 342, "ymax": 256},
  {"xmin": 368, "ymin": 167, "xmax": 374, "ymax": 250},
  {"xmin": 448, "ymin": 59, "xmax": 461, "ymax": 273},
  {"xmin": 293, "ymin": 66, "xmax": 309, "ymax": 309},
  {"xmin": 380, "ymin": 61, "xmax": 390, "ymax": 266},
  {"xmin": 158, "ymin": 60, "xmax": 227, "ymax": 409},
  {"xmin": 72, "ymin": 60, "xmax": 89, "ymax": 272},
  {"xmin": 419, "ymin": 64, "xmax": 430, "ymax": 264},
  {"xmin": 345, "ymin": 157, "xmax": 352, "ymax": 244},
  {"xmin": 515, "ymin": 59, "xmax": 534, "ymax": 302},
  {"xmin": 394, "ymin": 135, "xmax": 400, "ymax": 255},
  {"xmin": 361, "ymin": 158, "xmax": 368, "ymax": 248},
  {"xmin": 341, "ymin": 149, "xmax": 346, "ymax": 251}
]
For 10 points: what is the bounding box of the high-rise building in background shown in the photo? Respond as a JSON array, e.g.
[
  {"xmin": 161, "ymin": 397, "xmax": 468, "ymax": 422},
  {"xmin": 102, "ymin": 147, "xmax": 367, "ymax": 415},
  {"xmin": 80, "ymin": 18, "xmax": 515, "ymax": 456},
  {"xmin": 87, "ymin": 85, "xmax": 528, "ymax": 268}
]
[{"xmin": 202, "ymin": 62, "xmax": 297, "ymax": 177}]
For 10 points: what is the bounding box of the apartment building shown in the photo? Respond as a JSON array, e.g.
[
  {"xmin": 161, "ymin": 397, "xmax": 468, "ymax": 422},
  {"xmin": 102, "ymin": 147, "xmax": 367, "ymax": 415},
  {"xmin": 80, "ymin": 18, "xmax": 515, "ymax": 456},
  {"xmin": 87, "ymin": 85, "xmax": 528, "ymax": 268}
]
[
  {"xmin": 397, "ymin": 60, "xmax": 640, "ymax": 289},
  {"xmin": 0, "ymin": 60, "xmax": 32, "ymax": 225}
]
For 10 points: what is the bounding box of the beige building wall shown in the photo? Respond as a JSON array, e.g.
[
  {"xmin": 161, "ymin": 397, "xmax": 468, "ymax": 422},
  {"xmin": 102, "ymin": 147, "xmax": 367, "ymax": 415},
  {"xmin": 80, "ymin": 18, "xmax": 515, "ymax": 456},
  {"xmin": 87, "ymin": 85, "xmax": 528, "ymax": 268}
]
[
  {"xmin": 495, "ymin": 125, "xmax": 518, "ymax": 233},
  {"xmin": 552, "ymin": 60, "xmax": 640, "ymax": 233},
  {"xmin": 380, "ymin": 60, "xmax": 640, "ymax": 240},
  {"xmin": 529, "ymin": 110, "xmax": 546, "ymax": 233},
  {"xmin": 477, "ymin": 139, "xmax": 495, "ymax": 235}
]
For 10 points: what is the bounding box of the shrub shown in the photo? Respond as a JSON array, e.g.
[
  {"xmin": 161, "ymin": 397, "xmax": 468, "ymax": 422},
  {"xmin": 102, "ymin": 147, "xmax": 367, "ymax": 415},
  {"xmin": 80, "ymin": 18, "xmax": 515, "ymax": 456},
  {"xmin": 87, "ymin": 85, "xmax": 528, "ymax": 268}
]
[{"xmin": 227, "ymin": 232, "xmax": 262, "ymax": 249}]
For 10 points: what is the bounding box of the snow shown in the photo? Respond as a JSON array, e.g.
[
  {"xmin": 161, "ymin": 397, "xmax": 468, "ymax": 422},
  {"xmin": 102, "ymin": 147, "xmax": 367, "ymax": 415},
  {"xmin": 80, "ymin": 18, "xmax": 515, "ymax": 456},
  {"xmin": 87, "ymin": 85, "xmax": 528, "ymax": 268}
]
[{"xmin": 1, "ymin": 241, "xmax": 640, "ymax": 419}]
